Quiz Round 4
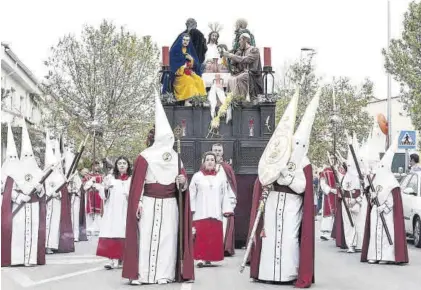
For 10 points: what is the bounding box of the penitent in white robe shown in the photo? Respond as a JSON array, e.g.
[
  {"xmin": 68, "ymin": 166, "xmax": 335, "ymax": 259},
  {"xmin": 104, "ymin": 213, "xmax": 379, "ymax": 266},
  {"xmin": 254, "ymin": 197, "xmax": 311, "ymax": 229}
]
[
  {"xmin": 341, "ymin": 191, "xmax": 367, "ymax": 251},
  {"xmin": 258, "ymin": 165, "xmax": 307, "ymax": 282},
  {"xmin": 69, "ymin": 175, "xmax": 82, "ymax": 241},
  {"xmin": 367, "ymin": 191, "xmax": 395, "ymax": 261},
  {"xmin": 320, "ymin": 179, "xmax": 334, "ymax": 235},
  {"xmin": 137, "ymin": 168, "xmax": 186, "ymax": 284},
  {"xmin": 11, "ymin": 186, "xmax": 43, "ymax": 265},
  {"xmin": 99, "ymin": 175, "xmax": 130, "ymax": 238}
]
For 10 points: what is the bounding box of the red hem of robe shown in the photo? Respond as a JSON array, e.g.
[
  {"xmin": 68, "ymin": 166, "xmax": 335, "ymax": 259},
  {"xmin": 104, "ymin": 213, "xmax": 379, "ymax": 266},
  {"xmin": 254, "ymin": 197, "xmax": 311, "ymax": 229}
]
[
  {"xmin": 249, "ymin": 165, "xmax": 315, "ymax": 288},
  {"xmin": 57, "ymin": 186, "xmax": 75, "ymax": 253},
  {"xmin": 122, "ymin": 155, "xmax": 195, "ymax": 282},
  {"xmin": 332, "ymin": 196, "xmax": 347, "ymax": 249},
  {"xmin": 360, "ymin": 187, "xmax": 409, "ymax": 263},
  {"xmin": 96, "ymin": 238, "xmax": 125, "ymax": 259},
  {"xmin": 193, "ymin": 219, "xmax": 224, "ymax": 261}
]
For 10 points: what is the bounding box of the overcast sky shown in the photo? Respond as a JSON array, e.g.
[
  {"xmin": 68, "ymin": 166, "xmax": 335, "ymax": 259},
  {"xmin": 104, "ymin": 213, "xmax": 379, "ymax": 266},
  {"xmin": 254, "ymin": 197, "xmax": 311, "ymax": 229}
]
[{"xmin": 1, "ymin": 0, "xmax": 416, "ymax": 99}]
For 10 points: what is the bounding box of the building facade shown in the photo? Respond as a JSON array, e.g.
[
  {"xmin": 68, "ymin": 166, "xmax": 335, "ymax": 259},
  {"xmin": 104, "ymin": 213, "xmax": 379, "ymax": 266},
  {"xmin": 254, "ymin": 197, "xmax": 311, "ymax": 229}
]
[{"xmin": 1, "ymin": 43, "xmax": 44, "ymax": 163}]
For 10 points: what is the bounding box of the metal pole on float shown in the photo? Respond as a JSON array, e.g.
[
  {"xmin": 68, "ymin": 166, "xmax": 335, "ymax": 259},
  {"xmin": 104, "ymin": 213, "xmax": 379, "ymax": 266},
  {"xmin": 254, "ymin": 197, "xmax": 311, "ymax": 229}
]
[{"xmin": 386, "ymin": 0, "xmax": 392, "ymax": 149}]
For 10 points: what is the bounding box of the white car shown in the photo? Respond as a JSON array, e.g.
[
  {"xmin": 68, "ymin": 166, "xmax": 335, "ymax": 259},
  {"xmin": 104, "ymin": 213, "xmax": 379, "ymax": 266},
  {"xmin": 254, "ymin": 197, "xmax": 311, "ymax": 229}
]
[{"xmin": 400, "ymin": 171, "xmax": 421, "ymax": 248}]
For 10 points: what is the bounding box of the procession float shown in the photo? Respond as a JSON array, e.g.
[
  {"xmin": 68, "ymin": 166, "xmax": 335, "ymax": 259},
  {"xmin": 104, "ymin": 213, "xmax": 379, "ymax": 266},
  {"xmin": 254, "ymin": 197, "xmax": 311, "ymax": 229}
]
[{"xmin": 160, "ymin": 18, "xmax": 276, "ymax": 247}]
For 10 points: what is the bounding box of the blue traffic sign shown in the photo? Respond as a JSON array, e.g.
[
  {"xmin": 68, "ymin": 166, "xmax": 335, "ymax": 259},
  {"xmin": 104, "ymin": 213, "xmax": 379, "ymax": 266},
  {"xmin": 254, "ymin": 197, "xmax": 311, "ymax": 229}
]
[{"xmin": 398, "ymin": 130, "xmax": 416, "ymax": 149}]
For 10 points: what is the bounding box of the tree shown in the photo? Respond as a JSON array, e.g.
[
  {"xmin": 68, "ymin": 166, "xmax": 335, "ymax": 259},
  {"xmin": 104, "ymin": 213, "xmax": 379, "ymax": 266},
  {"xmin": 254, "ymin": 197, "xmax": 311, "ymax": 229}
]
[
  {"xmin": 42, "ymin": 20, "xmax": 160, "ymax": 162},
  {"xmin": 275, "ymin": 58, "xmax": 373, "ymax": 167},
  {"xmin": 383, "ymin": 1, "xmax": 421, "ymax": 132}
]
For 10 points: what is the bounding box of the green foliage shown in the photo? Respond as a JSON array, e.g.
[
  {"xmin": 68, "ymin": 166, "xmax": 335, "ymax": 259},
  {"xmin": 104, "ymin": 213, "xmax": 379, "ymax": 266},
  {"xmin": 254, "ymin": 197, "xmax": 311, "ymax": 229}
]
[
  {"xmin": 383, "ymin": 1, "xmax": 421, "ymax": 132},
  {"xmin": 275, "ymin": 60, "xmax": 373, "ymax": 167},
  {"xmin": 42, "ymin": 20, "xmax": 160, "ymax": 162}
]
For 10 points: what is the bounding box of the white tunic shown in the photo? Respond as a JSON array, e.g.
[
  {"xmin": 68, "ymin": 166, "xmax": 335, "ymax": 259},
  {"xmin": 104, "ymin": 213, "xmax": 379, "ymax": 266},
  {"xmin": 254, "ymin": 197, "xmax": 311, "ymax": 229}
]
[
  {"xmin": 367, "ymin": 191, "xmax": 395, "ymax": 261},
  {"xmin": 11, "ymin": 186, "xmax": 43, "ymax": 265},
  {"xmin": 69, "ymin": 174, "xmax": 82, "ymax": 241},
  {"xmin": 215, "ymin": 166, "xmax": 237, "ymax": 239},
  {"xmin": 137, "ymin": 168, "xmax": 186, "ymax": 284},
  {"xmin": 98, "ymin": 175, "xmax": 130, "ymax": 238},
  {"xmin": 189, "ymin": 171, "xmax": 235, "ymax": 222},
  {"xmin": 205, "ymin": 43, "xmax": 220, "ymax": 63},
  {"xmin": 45, "ymin": 196, "xmax": 61, "ymax": 249},
  {"xmin": 258, "ymin": 167, "xmax": 307, "ymax": 282},
  {"xmin": 320, "ymin": 178, "xmax": 334, "ymax": 233}
]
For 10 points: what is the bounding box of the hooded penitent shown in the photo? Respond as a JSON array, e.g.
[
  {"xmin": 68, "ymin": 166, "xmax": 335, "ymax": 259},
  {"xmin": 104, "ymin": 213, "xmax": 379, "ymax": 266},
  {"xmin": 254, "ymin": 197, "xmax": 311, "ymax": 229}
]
[
  {"xmin": 44, "ymin": 133, "xmax": 65, "ymax": 196},
  {"xmin": 1, "ymin": 122, "xmax": 20, "ymax": 184},
  {"xmin": 342, "ymin": 132, "xmax": 360, "ymax": 191},
  {"xmin": 140, "ymin": 93, "xmax": 178, "ymax": 185},
  {"xmin": 14, "ymin": 119, "xmax": 43, "ymax": 195}
]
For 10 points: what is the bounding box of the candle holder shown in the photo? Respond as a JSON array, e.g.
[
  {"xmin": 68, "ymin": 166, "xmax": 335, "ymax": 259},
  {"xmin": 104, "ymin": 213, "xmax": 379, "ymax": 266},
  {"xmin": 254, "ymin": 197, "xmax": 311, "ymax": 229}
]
[
  {"xmin": 262, "ymin": 66, "xmax": 275, "ymax": 101},
  {"xmin": 249, "ymin": 117, "xmax": 255, "ymax": 137},
  {"xmin": 181, "ymin": 119, "xmax": 186, "ymax": 137}
]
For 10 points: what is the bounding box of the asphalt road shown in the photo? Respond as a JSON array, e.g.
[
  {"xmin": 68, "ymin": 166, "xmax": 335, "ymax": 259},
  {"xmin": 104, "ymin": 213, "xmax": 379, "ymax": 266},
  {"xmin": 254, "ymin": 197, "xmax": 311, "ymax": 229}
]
[{"xmin": 2, "ymin": 220, "xmax": 421, "ymax": 290}]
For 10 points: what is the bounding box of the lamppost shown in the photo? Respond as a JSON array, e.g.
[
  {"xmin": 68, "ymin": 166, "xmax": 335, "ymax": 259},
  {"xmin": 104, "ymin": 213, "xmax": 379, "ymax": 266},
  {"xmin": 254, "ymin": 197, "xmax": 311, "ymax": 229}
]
[
  {"xmin": 330, "ymin": 77, "xmax": 342, "ymax": 164},
  {"xmin": 300, "ymin": 47, "xmax": 316, "ymax": 79},
  {"xmin": 90, "ymin": 119, "xmax": 101, "ymax": 169}
]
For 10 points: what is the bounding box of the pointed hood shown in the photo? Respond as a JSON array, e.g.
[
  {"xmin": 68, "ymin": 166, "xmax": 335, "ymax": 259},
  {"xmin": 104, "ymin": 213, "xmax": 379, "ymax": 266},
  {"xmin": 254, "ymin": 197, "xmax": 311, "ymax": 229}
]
[
  {"xmin": 14, "ymin": 119, "xmax": 43, "ymax": 195},
  {"xmin": 342, "ymin": 132, "xmax": 360, "ymax": 191},
  {"xmin": 53, "ymin": 138, "xmax": 64, "ymax": 174},
  {"xmin": 140, "ymin": 92, "xmax": 178, "ymax": 185},
  {"xmin": 1, "ymin": 122, "xmax": 20, "ymax": 183},
  {"xmin": 44, "ymin": 131, "xmax": 57, "ymax": 168},
  {"xmin": 373, "ymin": 136, "xmax": 399, "ymax": 198},
  {"xmin": 64, "ymin": 147, "xmax": 75, "ymax": 175},
  {"xmin": 288, "ymin": 88, "xmax": 321, "ymax": 169},
  {"xmin": 44, "ymin": 135, "xmax": 66, "ymax": 196},
  {"xmin": 258, "ymin": 82, "xmax": 300, "ymax": 186}
]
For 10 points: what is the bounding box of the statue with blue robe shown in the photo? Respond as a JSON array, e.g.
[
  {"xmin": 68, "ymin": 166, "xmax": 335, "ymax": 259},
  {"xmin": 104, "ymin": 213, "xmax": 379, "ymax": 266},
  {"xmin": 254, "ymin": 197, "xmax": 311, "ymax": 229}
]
[{"xmin": 167, "ymin": 33, "xmax": 206, "ymax": 102}]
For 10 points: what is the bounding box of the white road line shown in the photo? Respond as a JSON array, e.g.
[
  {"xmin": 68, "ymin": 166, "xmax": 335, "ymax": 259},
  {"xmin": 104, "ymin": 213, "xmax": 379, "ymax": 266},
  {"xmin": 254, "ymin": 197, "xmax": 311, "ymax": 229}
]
[
  {"xmin": 27, "ymin": 266, "xmax": 104, "ymax": 287},
  {"xmin": 180, "ymin": 282, "xmax": 193, "ymax": 290}
]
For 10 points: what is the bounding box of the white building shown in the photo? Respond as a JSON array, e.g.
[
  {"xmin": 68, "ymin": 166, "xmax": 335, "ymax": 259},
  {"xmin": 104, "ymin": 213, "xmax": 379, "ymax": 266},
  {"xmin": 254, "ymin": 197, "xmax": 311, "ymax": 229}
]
[
  {"xmin": 1, "ymin": 42, "xmax": 44, "ymax": 163},
  {"xmin": 365, "ymin": 96, "xmax": 419, "ymax": 171}
]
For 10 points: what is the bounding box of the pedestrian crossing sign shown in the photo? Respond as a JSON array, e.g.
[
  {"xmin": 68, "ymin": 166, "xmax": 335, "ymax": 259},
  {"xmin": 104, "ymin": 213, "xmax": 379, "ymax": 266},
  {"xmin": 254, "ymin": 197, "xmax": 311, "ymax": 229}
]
[{"xmin": 398, "ymin": 130, "xmax": 416, "ymax": 149}]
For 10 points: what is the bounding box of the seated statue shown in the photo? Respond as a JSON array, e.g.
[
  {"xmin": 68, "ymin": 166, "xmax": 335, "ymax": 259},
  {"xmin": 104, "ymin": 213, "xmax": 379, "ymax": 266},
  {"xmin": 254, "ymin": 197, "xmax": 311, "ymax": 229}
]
[
  {"xmin": 170, "ymin": 33, "xmax": 206, "ymax": 102},
  {"xmin": 222, "ymin": 33, "xmax": 263, "ymax": 102},
  {"xmin": 231, "ymin": 18, "xmax": 256, "ymax": 53}
]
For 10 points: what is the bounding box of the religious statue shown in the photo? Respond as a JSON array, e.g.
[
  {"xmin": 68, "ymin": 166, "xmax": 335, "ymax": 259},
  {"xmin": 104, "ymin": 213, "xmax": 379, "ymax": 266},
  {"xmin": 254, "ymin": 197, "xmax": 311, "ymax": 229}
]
[
  {"xmin": 204, "ymin": 23, "xmax": 229, "ymax": 73},
  {"xmin": 231, "ymin": 18, "xmax": 256, "ymax": 53},
  {"xmin": 170, "ymin": 33, "xmax": 206, "ymax": 103},
  {"xmin": 173, "ymin": 18, "xmax": 208, "ymax": 67},
  {"xmin": 222, "ymin": 33, "xmax": 263, "ymax": 102}
]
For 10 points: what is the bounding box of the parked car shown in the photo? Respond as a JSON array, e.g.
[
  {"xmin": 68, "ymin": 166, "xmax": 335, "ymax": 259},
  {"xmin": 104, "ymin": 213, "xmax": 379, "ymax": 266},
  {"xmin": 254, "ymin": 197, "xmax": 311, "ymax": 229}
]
[{"xmin": 399, "ymin": 171, "xmax": 421, "ymax": 248}]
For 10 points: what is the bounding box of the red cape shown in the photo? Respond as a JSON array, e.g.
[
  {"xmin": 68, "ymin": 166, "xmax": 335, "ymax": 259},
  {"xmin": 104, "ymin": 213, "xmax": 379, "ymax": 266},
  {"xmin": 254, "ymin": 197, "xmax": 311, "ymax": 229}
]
[
  {"xmin": 320, "ymin": 168, "xmax": 336, "ymax": 217},
  {"xmin": 57, "ymin": 186, "xmax": 75, "ymax": 253},
  {"xmin": 1, "ymin": 176, "xmax": 46, "ymax": 267},
  {"xmin": 78, "ymin": 186, "xmax": 88, "ymax": 241},
  {"xmin": 331, "ymin": 195, "xmax": 347, "ymax": 249},
  {"xmin": 360, "ymin": 187, "xmax": 409, "ymax": 263},
  {"xmin": 122, "ymin": 155, "xmax": 194, "ymax": 282},
  {"xmin": 221, "ymin": 162, "xmax": 237, "ymax": 256},
  {"xmin": 249, "ymin": 164, "xmax": 315, "ymax": 288}
]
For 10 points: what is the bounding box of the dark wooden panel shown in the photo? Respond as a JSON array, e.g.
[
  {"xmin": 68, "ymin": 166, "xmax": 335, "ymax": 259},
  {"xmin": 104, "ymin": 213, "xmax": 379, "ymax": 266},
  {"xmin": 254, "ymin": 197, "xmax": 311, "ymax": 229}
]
[
  {"xmin": 174, "ymin": 140, "xmax": 196, "ymax": 174},
  {"xmin": 237, "ymin": 140, "xmax": 268, "ymax": 174}
]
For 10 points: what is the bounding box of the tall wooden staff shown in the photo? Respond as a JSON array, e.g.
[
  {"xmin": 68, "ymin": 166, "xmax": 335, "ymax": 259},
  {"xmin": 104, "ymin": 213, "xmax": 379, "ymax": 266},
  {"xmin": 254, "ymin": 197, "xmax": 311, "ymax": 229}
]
[{"xmin": 174, "ymin": 125, "xmax": 184, "ymax": 279}]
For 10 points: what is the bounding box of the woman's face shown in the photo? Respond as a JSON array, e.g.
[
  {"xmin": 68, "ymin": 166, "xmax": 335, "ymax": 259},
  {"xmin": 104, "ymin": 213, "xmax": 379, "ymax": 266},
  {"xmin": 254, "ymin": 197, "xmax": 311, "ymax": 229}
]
[
  {"xmin": 117, "ymin": 159, "xmax": 128, "ymax": 174},
  {"xmin": 182, "ymin": 35, "xmax": 190, "ymax": 47},
  {"xmin": 204, "ymin": 155, "xmax": 216, "ymax": 170}
]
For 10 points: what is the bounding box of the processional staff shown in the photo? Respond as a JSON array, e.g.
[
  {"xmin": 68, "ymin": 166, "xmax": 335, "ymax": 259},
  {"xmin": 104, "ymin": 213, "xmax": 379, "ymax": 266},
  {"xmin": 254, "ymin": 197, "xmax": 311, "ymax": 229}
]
[{"xmin": 174, "ymin": 125, "xmax": 184, "ymax": 279}]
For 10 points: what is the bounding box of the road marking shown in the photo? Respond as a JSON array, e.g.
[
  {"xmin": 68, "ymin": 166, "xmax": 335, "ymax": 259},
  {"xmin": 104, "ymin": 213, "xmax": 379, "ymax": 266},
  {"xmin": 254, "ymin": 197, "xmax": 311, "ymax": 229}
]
[{"xmin": 28, "ymin": 266, "xmax": 104, "ymax": 287}]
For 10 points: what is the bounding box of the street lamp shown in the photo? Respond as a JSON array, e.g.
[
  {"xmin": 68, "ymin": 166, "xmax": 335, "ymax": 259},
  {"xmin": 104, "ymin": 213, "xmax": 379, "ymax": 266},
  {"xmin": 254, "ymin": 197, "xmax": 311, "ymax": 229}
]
[
  {"xmin": 330, "ymin": 77, "xmax": 342, "ymax": 164},
  {"xmin": 300, "ymin": 47, "xmax": 317, "ymax": 78},
  {"xmin": 90, "ymin": 119, "xmax": 101, "ymax": 170}
]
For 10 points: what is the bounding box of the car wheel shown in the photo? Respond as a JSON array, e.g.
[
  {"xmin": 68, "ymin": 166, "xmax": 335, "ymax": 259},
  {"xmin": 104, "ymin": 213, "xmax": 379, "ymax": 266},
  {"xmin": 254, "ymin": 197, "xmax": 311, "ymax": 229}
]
[{"xmin": 414, "ymin": 217, "xmax": 421, "ymax": 248}]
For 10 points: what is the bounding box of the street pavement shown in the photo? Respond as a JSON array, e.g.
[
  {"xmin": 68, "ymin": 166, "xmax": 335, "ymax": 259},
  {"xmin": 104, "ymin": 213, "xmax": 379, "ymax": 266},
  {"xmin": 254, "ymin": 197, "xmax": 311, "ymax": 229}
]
[{"xmin": 2, "ymin": 219, "xmax": 421, "ymax": 290}]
